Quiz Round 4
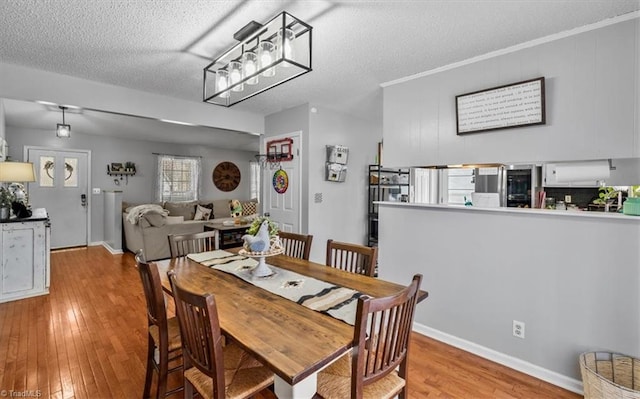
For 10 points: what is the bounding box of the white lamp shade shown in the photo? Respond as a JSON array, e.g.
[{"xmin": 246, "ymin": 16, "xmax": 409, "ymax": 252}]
[{"xmin": 0, "ymin": 162, "xmax": 36, "ymax": 183}]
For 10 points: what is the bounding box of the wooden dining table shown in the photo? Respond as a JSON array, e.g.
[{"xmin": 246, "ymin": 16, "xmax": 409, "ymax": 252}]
[{"xmin": 155, "ymin": 249, "xmax": 428, "ymax": 399}]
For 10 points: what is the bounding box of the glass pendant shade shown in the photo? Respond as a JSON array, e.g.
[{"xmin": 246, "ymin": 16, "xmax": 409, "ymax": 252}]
[
  {"xmin": 56, "ymin": 106, "xmax": 71, "ymax": 138},
  {"xmin": 216, "ymin": 70, "xmax": 230, "ymax": 98},
  {"xmin": 242, "ymin": 51, "xmax": 259, "ymax": 85},
  {"xmin": 258, "ymin": 41, "xmax": 276, "ymax": 77},
  {"xmin": 204, "ymin": 11, "xmax": 312, "ymax": 107},
  {"xmin": 277, "ymin": 28, "xmax": 295, "ymax": 67},
  {"xmin": 56, "ymin": 124, "xmax": 71, "ymax": 138},
  {"xmin": 229, "ymin": 61, "xmax": 243, "ymax": 92}
]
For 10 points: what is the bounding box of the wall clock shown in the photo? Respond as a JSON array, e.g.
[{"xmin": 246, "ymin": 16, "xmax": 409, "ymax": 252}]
[{"xmin": 212, "ymin": 162, "xmax": 241, "ymax": 192}]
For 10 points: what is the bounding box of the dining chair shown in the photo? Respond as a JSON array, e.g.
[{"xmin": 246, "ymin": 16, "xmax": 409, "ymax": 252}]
[
  {"xmin": 316, "ymin": 274, "xmax": 423, "ymax": 399},
  {"xmin": 168, "ymin": 230, "xmax": 219, "ymax": 258},
  {"xmin": 167, "ymin": 270, "xmax": 274, "ymax": 399},
  {"xmin": 278, "ymin": 231, "xmax": 313, "ymax": 260},
  {"xmin": 325, "ymin": 239, "xmax": 378, "ymax": 277},
  {"xmin": 135, "ymin": 250, "xmax": 183, "ymax": 399}
]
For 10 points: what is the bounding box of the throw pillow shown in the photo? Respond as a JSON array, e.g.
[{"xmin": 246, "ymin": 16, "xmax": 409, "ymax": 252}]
[
  {"xmin": 194, "ymin": 204, "xmax": 212, "ymax": 221},
  {"xmin": 164, "ymin": 201, "xmax": 197, "ymax": 220},
  {"xmin": 143, "ymin": 213, "xmax": 167, "ymax": 227},
  {"xmin": 229, "ymin": 199, "xmax": 243, "ymax": 217},
  {"xmin": 242, "ymin": 201, "xmax": 258, "ymax": 216}
]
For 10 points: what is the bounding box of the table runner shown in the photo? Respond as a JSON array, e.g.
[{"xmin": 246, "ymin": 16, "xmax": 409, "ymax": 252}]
[{"xmin": 187, "ymin": 250, "xmax": 365, "ymax": 325}]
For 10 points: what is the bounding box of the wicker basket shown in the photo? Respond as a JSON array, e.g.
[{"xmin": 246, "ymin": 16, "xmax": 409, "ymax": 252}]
[{"xmin": 580, "ymin": 352, "xmax": 640, "ymax": 399}]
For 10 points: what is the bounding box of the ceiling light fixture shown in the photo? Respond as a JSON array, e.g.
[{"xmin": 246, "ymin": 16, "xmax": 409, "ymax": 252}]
[
  {"xmin": 56, "ymin": 106, "xmax": 71, "ymax": 138},
  {"xmin": 203, "ymin": 11, "xmax": 312, "ymax": 107}
]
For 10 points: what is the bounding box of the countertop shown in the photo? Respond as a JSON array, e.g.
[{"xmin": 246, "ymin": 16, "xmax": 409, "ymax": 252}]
[
  {"xmin": 0, "ymin": 207, "xmax": 48, "ymax": 223},
  {"xmin": 375, "ymin": 201, "xmax": 640, "ymax": 222}
]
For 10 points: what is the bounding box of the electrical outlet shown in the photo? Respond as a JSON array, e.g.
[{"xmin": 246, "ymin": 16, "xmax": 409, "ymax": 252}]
[
  {"xmin": 564, "ymin": 195, "xmax": 572, "ymax": 203},
  {"xmin": 513, "ymin": 320, "xmax": 525, "ymax": 339},
  {"xmin": 92, "ymin": 187, "xmax": 101, "ymax": 195}
]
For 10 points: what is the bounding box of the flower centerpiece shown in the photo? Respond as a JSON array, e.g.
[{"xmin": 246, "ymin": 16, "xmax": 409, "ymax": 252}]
[{"xmin": 240, "ymin": 216, "xmax": 283, "ymax": 277}]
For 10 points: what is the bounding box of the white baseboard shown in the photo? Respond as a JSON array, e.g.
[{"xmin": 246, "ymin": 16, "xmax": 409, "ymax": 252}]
[
  {"xmin": 412, "ymin": 323, "xmax": 583, "ymax": 395},
  {"xmin": 100, "ymin": 242, "xmax": 124, "ymax": 255}
]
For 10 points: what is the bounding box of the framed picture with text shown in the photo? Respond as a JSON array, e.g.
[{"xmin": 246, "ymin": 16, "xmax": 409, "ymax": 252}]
[{"xmin": 456, "ymin": 77, "xmax": 545, "ymax": 135}]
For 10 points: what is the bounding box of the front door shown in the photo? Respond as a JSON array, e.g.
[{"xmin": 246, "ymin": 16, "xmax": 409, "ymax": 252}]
[
  {"xmin": 263, "ymin": 132, "xmax": 301, "ymax": 233},
  {"xmin": 27, "ymin": 148, "xmax": 89, "ymax": 249}
]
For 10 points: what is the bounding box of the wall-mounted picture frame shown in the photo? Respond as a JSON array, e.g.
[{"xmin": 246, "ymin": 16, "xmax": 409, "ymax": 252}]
[
  {"xmin": 455, "ymin": 77, "xmax": 545, "ymax": 135},
  {"xmin": 110, "ymin": 162, "xmax": 123, "ymax": 172}
]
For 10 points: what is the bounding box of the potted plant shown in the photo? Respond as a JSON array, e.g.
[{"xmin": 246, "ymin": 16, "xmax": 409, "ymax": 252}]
[
  {"xmin": 0, "ymin": 187, "xmax": 15, "ymax": 220},
  {"xmin": 592, "ymin": 186, "xmax": 619, "ymax": 212}
]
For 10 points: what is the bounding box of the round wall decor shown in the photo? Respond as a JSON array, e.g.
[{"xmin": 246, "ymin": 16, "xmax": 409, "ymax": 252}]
[
  {"xmin": 272, "ymin": 169, "xmax": 289, "ymax": 194},
  {"xmin": 212, "ymin": 161, "xmax": 241, "ymax": 192}
]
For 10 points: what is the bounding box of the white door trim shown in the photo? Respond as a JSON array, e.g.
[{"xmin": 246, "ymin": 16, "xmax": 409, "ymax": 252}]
[
  {"xmin": 24, "ymin": 146, "xmax": 93, "ymax": 246},
  {"xmin": 261, "ymin": 131, "xmax": 302, "ymax": 231}
]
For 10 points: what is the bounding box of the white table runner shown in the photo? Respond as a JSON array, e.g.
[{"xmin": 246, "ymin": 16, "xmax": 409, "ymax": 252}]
[{"xmin": 187, "ymin": 250, "xmax": 365, "ymax": 325}]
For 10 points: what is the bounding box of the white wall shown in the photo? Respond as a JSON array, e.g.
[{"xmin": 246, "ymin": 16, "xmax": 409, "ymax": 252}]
[
  {"xmin": 7, "ymin": 126, "xmax": 255, "ymax": 243},
  {"xmin": 0, "ymin": 62, "xmax": 264, "ymax": 135},
  {"xmin": 383, "ymin": 18, "xmax": 640, "ymax": 166},
  {"xmin": 265, "ymin": 103, "xmax": 381, "ymax": 263}
]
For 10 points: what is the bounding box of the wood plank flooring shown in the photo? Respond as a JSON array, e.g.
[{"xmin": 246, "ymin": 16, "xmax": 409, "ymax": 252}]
[{"xmin": 0, "ymin": 246, "xmax": 582, "ymax": 398}]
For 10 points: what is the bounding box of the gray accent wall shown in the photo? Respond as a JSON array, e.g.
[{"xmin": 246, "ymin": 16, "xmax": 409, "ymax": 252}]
[
  {"xmin": 379, "ymin": 204, "xmax": 640, "ymax": 386},
  {"xmin": 378, "ymin": 16, "xmax": 640, "ymax": 391},
  {"xmin": 7, "ymin": 126, "xmax": 255, "ymax": 243},
  {"xmin": 383, "ymin": 18, "xmax": 640, "ymax": 166}
]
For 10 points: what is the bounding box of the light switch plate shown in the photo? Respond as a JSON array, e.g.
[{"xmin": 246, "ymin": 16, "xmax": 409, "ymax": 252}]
[{"xmin": 92, "ymin": 188, "xmax": 101, "ymax": 194}]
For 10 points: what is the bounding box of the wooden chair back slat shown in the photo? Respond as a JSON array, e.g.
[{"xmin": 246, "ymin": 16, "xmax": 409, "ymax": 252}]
[
  {"xmin": 135, "ymin": 250, "xmax": 166, "ymax": 328},
  {"xmin": 168, "ymin": 230, "xmax": 219, "ymax": 258},
  {"xmin": 352, "ymin": 274, "xmax": 423, "ymax": 398},
  {"xmin": 326, "ymin": 239, "xmax": 378, "ymax": 277},
  {"xmin": 279, "ymin": 232, "xmax": 313, "ymax": 260},
  {"xmin": 168, "ymin": 271, "xmax": 226, "ymax": 399}
]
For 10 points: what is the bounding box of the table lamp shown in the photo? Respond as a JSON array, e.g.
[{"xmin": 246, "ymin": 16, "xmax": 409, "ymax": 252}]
[{"xmin": 0, "ymin": 162, "xmax": 37, "ymax": 219}]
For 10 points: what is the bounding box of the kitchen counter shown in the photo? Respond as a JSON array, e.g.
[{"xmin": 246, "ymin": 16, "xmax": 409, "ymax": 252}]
[
  {"xmin": 376, "ymin": 201, "xmax": 640, "ymax": 393},
  {"xmin": 375, "ymin": 201, "xmax": 640, "ymax": 221}
]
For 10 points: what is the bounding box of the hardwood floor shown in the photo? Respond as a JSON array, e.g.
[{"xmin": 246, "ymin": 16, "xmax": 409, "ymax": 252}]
[{"xmin": 0, "ymin": 246, "xmax": 582, "ymax": 398}]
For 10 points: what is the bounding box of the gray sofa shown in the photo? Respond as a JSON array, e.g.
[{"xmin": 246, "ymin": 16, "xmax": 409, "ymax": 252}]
[{"xmin": 123, "ymin": 199, "xmax": 258, "ymax": 260}]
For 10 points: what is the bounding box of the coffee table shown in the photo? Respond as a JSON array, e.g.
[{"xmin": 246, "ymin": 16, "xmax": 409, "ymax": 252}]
[{"xmin": 204, "ymin": 222, "xmax": 252, "ymax": 249}]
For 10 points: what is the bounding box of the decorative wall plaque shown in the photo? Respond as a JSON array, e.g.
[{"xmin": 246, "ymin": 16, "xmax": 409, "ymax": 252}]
[{"xmin": 456, "ymin": 77, "xmax": 545, "ymax": 135}]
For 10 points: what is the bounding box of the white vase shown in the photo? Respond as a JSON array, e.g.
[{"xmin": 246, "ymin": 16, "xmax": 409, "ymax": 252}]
[{"xmin": 0, "ymin": 207, "xmax": 10, "ymax": 220}]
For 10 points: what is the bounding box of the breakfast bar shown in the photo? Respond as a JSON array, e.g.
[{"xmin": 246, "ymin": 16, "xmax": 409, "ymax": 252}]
[{"xmin": 377, "ymin": 201, "xmax": 640, "ymax": 392}]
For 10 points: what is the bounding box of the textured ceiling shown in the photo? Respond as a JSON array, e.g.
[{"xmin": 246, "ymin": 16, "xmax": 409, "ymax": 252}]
[{"xmin": 1, "ymin": 0, "xmax": 639, "ymax": 147}]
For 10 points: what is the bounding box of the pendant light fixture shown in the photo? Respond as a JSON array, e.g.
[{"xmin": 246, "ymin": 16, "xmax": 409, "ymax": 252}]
[
  {"xmin": 56, "ymin": 106, "xmax": 71, "ymax": 138},
  {"xmin": 204, "ymin": 11, "xmax": 312, "ymax": 107}
]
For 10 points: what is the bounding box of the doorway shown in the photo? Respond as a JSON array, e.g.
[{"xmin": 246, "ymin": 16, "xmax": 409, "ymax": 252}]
[
  {"xmin": 26, "ymin": 147, "xmax": 90, "ymax": 249},
  {"xmin": 262, "ymin": 132, "xmax": 301, "ymax": 233}
]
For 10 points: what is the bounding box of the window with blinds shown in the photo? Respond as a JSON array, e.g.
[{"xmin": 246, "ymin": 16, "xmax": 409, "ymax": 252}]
[
  {"xmin": 156, "ymin": 155, "xmax": 201, "ymax": 202},
  {"xmin": 249, "ymin": 161, "xmax": 260, "ymax": 200}
]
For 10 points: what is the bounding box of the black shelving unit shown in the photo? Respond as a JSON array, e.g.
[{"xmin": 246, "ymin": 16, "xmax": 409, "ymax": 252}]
[{"xmin": 367, "ymin": 165, "xmax": 410, "ymax": 247}]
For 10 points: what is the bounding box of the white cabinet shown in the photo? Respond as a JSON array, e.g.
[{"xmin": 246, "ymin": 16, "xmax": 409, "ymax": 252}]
[{"xmin": 0, "ymin": 209, "xmax": 50, "ymax": 303}]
